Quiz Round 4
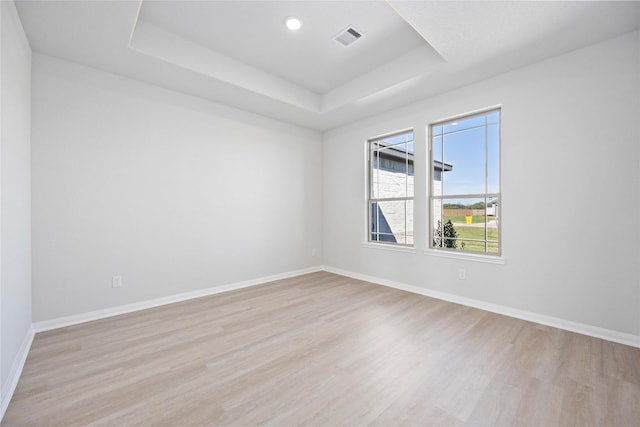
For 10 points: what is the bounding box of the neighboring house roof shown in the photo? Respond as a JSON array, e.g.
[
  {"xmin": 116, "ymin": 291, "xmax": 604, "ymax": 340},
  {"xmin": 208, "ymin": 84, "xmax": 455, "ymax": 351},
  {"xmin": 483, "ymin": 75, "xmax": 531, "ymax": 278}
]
[
  {"xmin": 375, "ymin": 141, "xmax": 453, "ymax": 171},
  {"xmin": 433, "ymin": 160, "xmax": 453, "ymax": 172}
]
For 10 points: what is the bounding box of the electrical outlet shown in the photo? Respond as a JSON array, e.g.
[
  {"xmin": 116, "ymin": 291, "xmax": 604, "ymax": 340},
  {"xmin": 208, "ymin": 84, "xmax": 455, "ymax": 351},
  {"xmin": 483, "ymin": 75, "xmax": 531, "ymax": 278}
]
[
  {"xmin": 458, "ymin": 268, "xmax": 466, "ymax": 280},
  {"xmin": 112, "ymin": 275, "xmax": 123, "ymax": 288},
  {"xmin": 311, "ymin": 248, "xmax": 317, "ymax": 257}
]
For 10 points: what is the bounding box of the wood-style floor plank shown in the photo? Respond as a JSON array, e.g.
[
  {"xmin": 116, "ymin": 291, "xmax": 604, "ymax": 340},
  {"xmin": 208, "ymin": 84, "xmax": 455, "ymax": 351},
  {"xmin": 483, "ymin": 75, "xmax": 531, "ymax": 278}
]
[{"xmin": 3, "ymin": 271, "xmax": 640, "ymax": 426}]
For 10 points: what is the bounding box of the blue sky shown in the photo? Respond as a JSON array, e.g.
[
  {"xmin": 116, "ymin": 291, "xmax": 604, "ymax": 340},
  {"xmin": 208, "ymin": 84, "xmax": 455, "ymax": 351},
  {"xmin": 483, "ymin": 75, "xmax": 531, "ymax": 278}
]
[{"xmin": 432, "ymin": 112, "xmax": 500, "ymax": 199}]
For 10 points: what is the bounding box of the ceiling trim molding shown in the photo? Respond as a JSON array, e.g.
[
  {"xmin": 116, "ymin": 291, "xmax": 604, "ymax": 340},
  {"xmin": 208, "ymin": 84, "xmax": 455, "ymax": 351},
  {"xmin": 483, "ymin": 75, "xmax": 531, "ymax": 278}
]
[{"xmin": 129, "ymin": 18, "xmax": 322, "ymax": 112}]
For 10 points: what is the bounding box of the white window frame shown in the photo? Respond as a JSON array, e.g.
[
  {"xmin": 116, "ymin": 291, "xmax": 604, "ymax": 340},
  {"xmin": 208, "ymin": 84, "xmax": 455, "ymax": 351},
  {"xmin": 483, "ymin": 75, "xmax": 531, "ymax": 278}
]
[
  {"xmin": 428, "ymin": 108, "xmax": 502, "ymax": 258},
  {"xmin": 366, "ymin": 129, "xmax": 415, "ymax": 247}
]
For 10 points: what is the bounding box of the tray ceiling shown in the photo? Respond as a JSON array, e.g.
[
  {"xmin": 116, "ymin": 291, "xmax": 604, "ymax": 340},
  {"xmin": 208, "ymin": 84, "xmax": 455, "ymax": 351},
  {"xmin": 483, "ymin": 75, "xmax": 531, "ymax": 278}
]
[{"xmin": 15, "ymin": 1, "xmax": 640, "ymax": 130}]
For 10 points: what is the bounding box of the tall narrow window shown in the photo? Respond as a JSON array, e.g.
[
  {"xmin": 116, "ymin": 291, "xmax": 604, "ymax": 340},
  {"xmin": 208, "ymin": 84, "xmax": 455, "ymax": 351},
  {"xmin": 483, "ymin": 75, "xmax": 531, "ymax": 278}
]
[
  {"xmin": 368, "ymin": 130, "xmax": 414, "ymax": 246},
  {"xmin": 430, "ymin": 109, "xmax": 500, "ymax": 254}
]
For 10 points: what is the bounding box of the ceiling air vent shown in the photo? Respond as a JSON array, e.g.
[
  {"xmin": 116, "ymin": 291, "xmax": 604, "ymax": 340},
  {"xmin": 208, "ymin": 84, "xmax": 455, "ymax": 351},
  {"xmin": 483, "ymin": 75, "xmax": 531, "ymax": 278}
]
[{"xmin": 334, "ymin": 26, "xmax": 363, "ymax": 47}]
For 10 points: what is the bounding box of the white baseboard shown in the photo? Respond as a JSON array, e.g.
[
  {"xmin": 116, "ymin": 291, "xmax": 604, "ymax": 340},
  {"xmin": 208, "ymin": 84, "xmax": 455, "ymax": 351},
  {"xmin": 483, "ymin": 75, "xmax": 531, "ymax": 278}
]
[
  {"xmin": 33, "ymin": 266, "xmax": 323, "ymax": 333},
  {"xmin": 32, "ymin": 264, "xmax": 640, "ymax": 348},
  {"xmin": 1, "ymin": 326, "xmax": 35, "ymax": 421},
  {"xmin": 322, "ymin": 265, "xmax": 640, "ymax": 349}
]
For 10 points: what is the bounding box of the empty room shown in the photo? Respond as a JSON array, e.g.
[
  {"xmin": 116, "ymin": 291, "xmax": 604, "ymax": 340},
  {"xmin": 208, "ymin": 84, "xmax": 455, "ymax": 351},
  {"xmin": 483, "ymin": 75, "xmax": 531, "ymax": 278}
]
[{"xmin": 2, "ymin": 0, "xmax": 640, "ymax": 425}]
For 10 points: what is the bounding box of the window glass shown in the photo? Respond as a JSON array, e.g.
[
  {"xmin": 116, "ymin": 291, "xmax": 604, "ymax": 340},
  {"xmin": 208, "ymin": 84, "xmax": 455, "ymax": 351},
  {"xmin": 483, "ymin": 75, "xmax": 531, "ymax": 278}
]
[
  {"xmin": 430, "ymin": 110, "xmax": 501, "ymax": 255},
  {"xmin": 367, "ymin": 130, "xmax": 414, "ymax": 246}
]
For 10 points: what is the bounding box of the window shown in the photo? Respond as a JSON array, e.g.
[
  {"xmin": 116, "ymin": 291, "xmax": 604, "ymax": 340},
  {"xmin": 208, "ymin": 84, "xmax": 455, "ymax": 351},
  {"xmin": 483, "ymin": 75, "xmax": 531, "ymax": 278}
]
[
  {"xmin": 430, "ymin": 109, "xmax": 500, "ymax": 254},
  {"xmin": 368, "ymin": 130, "xmax": 414, "ymax": 246}
]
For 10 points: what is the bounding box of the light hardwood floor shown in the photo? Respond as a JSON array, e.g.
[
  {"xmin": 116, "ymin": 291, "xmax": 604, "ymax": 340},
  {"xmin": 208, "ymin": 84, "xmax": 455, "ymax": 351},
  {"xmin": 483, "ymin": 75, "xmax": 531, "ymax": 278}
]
[{"xmin": 4, "ymin": 272, "xmax": 640, "ymax": 426}]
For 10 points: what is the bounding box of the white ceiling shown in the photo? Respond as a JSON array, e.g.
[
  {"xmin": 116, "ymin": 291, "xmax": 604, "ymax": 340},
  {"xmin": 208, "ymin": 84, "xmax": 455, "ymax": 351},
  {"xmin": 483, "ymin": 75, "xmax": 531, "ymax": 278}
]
[
  {"xmin": 138, "ymin": 1, "xmax": 434, "ymax": 93},
  {"xmin": 14, "ymin": 1, "xmax": 640, "ymax": 131}
]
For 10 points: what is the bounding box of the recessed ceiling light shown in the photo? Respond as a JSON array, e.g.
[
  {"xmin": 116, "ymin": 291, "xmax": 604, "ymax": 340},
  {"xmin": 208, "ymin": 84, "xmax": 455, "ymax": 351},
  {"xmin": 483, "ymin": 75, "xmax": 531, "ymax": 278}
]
[{"xmin": 284, "ymin": 17, "xmax": 302, "ymax": 31}]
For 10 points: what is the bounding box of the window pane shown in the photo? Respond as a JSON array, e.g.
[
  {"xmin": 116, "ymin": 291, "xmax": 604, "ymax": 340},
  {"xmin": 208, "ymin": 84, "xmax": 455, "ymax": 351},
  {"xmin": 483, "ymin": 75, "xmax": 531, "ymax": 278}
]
[
  {"xmin": 432, "ymin": 199, "xmax": 455, "ymax": 249},
  {"xmin": 442, "ymin": 127, "xmax": 486, "ymax": 195},
  {"xmin": 406, "ymin": 199, "xmax": 414, "ymax": 245},
  {"xmin": 487, "ymin": 123, "xmax": 500, "ymax": 194},
  {"xmin": 487, "ymin": 242, "xmax": 500, "ymax": 254},
  {"xmin": 431, "ymin": 199, "xmax": 443, "ymax": 227},
  {"xmin": 432, "ymin": 135, "xmax": 445, "ymax": 196},
  {"xmin": 432, "ymin": 197, "xmax": 500, "ymax": 253},
  {"xmin": 433, "ymin": 228, "xmax": 457, "ymax": 249},
  {"xmin": 377, "ymin": 132, "xmax": 412, "ymax": 148},
  {"xmin": 371, "ymin": 144, "xmax": 407, "ymax": 198},
  {"xmin": 429, "ymin": 109, "xmax": 500, "ymax": 255},
  {"xmin": 457, "ymin": 233, "xmax": 499, "ymax": 253},
  {"xmin": 432, "ymin": 135, "xmax": 443, "ymax": 163},
  {"xmin": 442, "ymin": 197, "xmax": 483, "ymax": 223},
  {"xmin": 368, "ymin": 130, "xmax": 414, "ymax": 247},
  {"xmin": 370, "ymin": 200, "xmax": 411, "ymax": 245},
  {"xmin": 456, "ymin": 239, "xmax": 485, "ymax": 253},
  {"xmin": 370, "ymin": 147, "xmax": 379, "ymax": 197},
  {"xmin": 407, "ymin": 165, "xmax": 415, "ymax": 198},
  {"xmin": 487, "ymin": 197, "xmax": 499, "ymax": 223},
  {"xmin": 486, "ymin": 198, "xmax": 500, "ymax": 254},
  {"xmin": 370, "ymin": 202, "xmax": 396, "ymax": 243},
  {"xmin": 443, "ymin": 115, "xmax": 486, "ymax": 134}
]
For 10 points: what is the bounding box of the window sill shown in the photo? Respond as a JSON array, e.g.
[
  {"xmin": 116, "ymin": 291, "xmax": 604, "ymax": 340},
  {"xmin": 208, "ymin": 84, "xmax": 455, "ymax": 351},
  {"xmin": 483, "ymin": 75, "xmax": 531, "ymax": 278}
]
[
  {"xmin": 362, "ymin": 242, "xmax": 417, "ymax": 254},
  {"xmin": 423, "ymin": 248, "xmax": 506, "ymax": 264}
]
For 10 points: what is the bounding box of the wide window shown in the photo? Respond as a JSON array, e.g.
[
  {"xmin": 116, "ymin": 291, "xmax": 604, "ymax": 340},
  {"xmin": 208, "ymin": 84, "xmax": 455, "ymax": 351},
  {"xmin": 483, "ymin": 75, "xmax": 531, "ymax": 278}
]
[
  {"xmin": 430, "ymin": 109, "xmax": 500, "ymax": 254},
  {"xmin": 368, "ymin": 130, "xmax": 414, "ymax": 246}
]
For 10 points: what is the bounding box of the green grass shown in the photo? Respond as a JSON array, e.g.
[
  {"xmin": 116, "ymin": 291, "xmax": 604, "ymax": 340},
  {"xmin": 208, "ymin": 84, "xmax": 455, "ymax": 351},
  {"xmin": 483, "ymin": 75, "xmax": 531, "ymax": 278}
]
[
  {"xmin": 439, "ymin": 224, "xmax": 499, "ymax": 254},
  {"xmin": 454, "ymin": 226, "xmax": 498, "ymax": 240}
]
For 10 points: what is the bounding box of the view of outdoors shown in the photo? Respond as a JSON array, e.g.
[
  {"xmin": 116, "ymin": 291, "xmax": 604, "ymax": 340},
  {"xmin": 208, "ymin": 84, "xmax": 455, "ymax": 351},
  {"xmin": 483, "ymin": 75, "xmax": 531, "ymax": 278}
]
[
  {"xmin": 369, "ymin": 131, "xmax": 414, "ymax": 245},
  {"xmin": 368, "ymin": 109, "xmax": 500, "ymax": 254},
  {"xmin": 431, "ymin": 110, "xmax": 500, "ymax": 254}
]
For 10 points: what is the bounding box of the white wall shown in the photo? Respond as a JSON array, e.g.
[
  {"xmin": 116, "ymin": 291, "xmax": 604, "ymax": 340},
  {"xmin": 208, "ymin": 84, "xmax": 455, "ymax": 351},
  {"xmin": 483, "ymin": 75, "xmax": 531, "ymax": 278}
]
[
  {"xmin": 1, "ymin": 0, "xmax": 32, "ymax": 408},
  {"xmin": 31, "ymin": 55, "xmax": 323, "ymax": 322},
  {"xmin": 323, "ymin": 31, "xmax": 640, "ymax": 336}
]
